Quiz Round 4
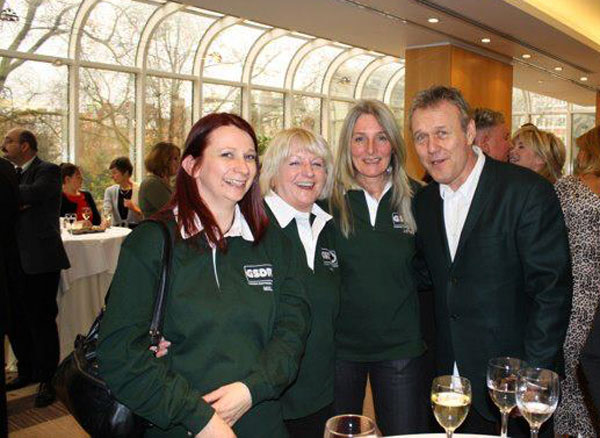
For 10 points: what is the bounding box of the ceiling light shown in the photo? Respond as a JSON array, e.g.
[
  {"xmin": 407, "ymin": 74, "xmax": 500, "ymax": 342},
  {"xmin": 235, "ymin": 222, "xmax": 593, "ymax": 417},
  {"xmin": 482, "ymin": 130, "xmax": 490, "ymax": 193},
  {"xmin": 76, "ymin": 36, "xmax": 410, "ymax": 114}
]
[
  {"xmin": 428, "ymin": 18, "xmax": 439, "ymax": 23},
  {"xmin": 580, "ymin": 76, "xmax": 588, "ymax": 81},
  {"xmin": 554, "ymin": 66, "xmax": 563, "ymax": 72},
  {"xmin": 521, "ymin": 54, "xmax": 531, "ymax": 59},
  {"xmin": 537, "ymin": 80, "xmax": 544, "ymax": 84},
  {"xmin": 481, "ymin": 38, "xmax": 491, "ymax": 43}
]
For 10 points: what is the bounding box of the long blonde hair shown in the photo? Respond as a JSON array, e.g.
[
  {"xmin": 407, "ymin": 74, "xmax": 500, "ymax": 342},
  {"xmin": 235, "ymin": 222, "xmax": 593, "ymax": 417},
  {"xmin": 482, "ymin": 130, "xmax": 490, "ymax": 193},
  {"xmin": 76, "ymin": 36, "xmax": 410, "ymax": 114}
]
[
  {"xmin": 512, "ymin": 126, "xmax": 565, "ymax": 183},
  {"xmin": 330, "ymin": 100, "xmax": 416, "ymax": 237}
]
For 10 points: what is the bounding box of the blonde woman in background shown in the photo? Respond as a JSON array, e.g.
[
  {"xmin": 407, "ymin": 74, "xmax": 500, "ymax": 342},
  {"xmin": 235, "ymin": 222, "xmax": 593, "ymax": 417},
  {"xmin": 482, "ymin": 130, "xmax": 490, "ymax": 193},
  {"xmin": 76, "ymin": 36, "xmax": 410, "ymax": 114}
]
[
  {"xmin": 509, "ymin": 125, "xmax": 566, "ymax": 182},
  {"xmin": 329, "ymin": 100, "xmax": 428, "ymax": 435},
  {"xmin": 554, "ymin": 125, "xmax": 600, "ymax": 437}
]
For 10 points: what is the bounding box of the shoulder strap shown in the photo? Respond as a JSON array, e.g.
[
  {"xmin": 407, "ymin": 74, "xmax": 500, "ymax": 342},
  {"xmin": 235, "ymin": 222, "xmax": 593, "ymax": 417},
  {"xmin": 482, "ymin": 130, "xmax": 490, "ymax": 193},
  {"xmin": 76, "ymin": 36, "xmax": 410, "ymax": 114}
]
[{"xmin": 145, "ymin": 219, "xmax": 173, "ymax": 347}]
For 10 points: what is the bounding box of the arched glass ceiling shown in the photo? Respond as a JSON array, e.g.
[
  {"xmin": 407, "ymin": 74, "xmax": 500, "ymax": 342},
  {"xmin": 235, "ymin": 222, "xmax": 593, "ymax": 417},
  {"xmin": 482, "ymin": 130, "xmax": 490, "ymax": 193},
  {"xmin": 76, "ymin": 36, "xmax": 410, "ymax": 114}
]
[
  {"xmin": 81, "ymin": 0, "xmax": 158, "ymax": 66},
  {"xmin": 251, "ymin": 35, "xmax": 308, "ymax": 88},
  {"xmin": 330, "ymin": 53, "xmax": 378, "ymax": 98},
  {"xmin": 203, "ymin": 22, "xmax": 268, "ymax": 82},
  {"xmin": 362, "ymin": 62, "xmax": 404, "ymax": 100},
  {"xmin": 0, "ymin": 0, "xmax": 79, "ymax": 56},
  {"xmin": 1, "ymin": 0, "xmax": 408, "ymax": 201},
  {"xmin": 293, "ymin": 44, "xmax": 345, "ymax": 93},
  {"xmin": 146, "ymin": 10, "xmax": 218, "ymax": 74}
]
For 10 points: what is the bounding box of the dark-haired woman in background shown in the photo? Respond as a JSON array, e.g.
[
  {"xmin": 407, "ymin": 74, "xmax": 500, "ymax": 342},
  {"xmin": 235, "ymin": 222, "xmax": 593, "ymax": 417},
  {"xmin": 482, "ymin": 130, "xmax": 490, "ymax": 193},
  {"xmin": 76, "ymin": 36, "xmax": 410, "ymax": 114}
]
[
  {"xmin": 139, "ymin": 142, "xmax": 180, "ymax": 218},
  {"xmin": 60, "ymin": 163, "xmax": 101, "ymax": 226},
  {"xmin": 97, "ymin": 113, "xmax": 310, "ymax": 438},
  {"xmin": 103, "ymin": 156, "xmax": 143, "ymax": 227}
]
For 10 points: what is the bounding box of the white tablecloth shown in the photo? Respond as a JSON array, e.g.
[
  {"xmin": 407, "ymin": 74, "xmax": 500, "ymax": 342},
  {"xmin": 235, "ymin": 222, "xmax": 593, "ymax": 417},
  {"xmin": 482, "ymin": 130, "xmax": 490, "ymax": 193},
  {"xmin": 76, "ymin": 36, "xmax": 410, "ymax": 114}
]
[{"xmin": 57, "ymin": 226, "xmax": 131, "ymax": 360}]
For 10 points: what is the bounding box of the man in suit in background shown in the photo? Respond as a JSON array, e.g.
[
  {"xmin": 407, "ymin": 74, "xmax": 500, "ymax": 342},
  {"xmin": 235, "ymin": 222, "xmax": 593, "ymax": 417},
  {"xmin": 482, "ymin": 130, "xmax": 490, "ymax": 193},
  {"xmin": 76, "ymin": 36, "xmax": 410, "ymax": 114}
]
[
  {"xmin": 2, "ymin": 128, "xmax": 70, "ymax": 408},
  {"xmin": 0, "ymin": 157, "xmax": 18, "ymax": 437},
  {"xmin": 410, "ymin": 86, "xmax": 571, "ymax": 435},
  {"xmin": 473, "ymin": 107, "xmax": 512, "ymax": 162}
]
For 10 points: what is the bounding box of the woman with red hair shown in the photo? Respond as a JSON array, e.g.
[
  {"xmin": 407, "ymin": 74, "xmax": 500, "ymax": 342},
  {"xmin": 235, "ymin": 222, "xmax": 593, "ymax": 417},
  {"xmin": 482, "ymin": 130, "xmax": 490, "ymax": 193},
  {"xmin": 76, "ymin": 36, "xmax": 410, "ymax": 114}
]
[{"xmin": 97, "ymin": 113, "xmax": 310, "ymax": 438}]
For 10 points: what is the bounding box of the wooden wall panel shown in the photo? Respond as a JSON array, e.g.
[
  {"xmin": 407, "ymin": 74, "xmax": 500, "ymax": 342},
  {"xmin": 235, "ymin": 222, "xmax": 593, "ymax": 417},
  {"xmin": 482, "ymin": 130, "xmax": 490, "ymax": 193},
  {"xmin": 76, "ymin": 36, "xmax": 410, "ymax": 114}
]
[
  {"xmin": 404, "ymin": 45, "xmax": 452, "ymax": 179},
  {"xmin": 596, "ymin": 91, "xmax": 600, "ymax": 126},
  {"xmin": 403, "ymin": 44, "xmax": 513, "ymax": 179}
]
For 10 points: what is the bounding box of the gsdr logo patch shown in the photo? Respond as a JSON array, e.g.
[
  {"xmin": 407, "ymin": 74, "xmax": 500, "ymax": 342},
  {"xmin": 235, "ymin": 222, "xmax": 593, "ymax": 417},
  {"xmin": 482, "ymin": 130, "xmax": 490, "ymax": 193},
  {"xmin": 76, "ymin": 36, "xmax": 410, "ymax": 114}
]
[{"xmin": 243, "ymin": 264, "xmax": 274, "ymax": 291}]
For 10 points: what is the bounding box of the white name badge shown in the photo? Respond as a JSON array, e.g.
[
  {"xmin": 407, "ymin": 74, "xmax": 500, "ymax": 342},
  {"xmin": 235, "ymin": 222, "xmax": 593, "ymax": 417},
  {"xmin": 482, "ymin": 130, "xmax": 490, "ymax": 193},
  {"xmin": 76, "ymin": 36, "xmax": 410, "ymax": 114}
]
[
  {"xmin": 320, "ymin": 248, "xmax": 338, "ymax": 269},
  {"xmin": 244, "ymin": 264, "xmax": 274, "ymax": 291}
]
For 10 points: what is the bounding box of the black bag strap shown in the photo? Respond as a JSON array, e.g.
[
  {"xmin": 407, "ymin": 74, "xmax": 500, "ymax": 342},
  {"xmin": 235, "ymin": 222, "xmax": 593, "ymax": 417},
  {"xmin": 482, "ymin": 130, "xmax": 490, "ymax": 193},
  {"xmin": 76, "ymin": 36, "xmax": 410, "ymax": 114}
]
[{"xmin": 145, "ymin": 219, "xmax": 173, "ymax": 347}]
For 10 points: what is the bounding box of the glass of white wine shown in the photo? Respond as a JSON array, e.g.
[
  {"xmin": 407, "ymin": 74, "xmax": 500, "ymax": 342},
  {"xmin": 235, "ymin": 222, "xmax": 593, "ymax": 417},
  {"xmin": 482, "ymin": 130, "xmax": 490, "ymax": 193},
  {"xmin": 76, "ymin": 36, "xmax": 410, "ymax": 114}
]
[
  {"xmin": 487, "ymin": 357, "xmax": 527, "ymax": 438},
  {"xmin": 102, "ymin": 206, "xmax": 112, "ymax": 228},
  {"xmin": 323, "ymin": 414, "xmax": 381, "ymax": 438},
  {"xmin": 65, "ymin": 213, "xmax": 77, "ymax": 234},
  {"xmin": 431, "ymin": 375, "xmax": 471, "ymax": 438},
  {"xmin": 81, "ymin": 206, "xmax": 92, "ymax": 224},
  {"xmin": 516, "ymin": 367, "xmax": 559, "ymax": 438}
]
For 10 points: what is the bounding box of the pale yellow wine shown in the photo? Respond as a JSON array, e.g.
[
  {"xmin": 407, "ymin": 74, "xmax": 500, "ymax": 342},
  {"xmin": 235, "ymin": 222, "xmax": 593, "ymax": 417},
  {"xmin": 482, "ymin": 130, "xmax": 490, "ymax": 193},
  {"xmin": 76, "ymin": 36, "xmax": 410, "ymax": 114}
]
[
  {"xmin": 519, "ymin": 401, "xmax": 554, "ymax": 428},
  {"xmin": 431, "ymin": 392, "xmax": 470, "ymax": 431}
]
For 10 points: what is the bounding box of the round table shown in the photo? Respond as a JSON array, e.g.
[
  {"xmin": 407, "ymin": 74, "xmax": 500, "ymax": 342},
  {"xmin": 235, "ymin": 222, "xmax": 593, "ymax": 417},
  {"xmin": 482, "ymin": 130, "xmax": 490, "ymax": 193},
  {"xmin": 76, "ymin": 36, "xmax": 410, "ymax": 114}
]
[{"xmin": 57, "ymin": 226, "xmax": 131, "ymax": 360}]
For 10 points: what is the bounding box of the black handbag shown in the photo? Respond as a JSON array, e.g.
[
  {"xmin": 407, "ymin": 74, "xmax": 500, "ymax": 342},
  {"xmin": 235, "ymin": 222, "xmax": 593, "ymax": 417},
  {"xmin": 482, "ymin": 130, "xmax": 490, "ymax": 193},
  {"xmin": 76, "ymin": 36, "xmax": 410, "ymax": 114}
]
[{"xmin": 53, "ymin": 219, "xmax": 173, "ymax": 438}]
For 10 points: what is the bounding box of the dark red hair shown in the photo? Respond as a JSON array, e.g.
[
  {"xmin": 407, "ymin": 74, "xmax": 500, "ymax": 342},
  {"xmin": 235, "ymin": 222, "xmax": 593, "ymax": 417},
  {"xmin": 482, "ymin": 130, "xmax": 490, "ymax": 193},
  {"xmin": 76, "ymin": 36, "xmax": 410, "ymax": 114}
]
[{"xmin": 164, "ymin": 113, "xmax": 268, "ymax": 251}]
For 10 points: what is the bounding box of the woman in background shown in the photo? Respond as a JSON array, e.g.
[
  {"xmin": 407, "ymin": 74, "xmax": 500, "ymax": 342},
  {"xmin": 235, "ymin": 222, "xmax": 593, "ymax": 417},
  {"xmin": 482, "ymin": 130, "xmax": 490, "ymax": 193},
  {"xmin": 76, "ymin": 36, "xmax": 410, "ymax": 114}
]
[
  {"xmin": 554, "ymin": 125, "xmax": 600, "ymax": 437},
  {"xmin": 60, "ymin": 163, "xmax": 101, "ymax": 226},
  {"xmin": 509, "ymin": 125, "xmax": 566, "ymax": 183},
  {"xmin": 139, "ymin": 142, "xmax": 180, "ymax": 218},
  {"xmin": 329, "ymin": 100, "xmax": 427, "ymax": 435},
  {"xmin": 260, "ymin": 128, "xmax": 340, "ymax": 438},
  {"xmin": 103, "ymin": 156, "xmax": 143, "ymax": 227}
]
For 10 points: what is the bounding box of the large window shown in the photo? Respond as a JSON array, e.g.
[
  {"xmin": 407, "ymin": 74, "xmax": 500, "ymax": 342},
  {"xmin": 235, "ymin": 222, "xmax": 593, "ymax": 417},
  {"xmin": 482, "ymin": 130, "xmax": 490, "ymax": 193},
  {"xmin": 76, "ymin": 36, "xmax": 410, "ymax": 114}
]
[
  {"xmin": 79, "ymin": 69, "xmax": 135, "ymax": 200},
  {"xmin": 512, "ymin": 88, "xmax": 596, "ymax": 174},
  {"xmin": 1, "ymin": 0, "xmax": 409, "ymax": 198},
  {"xmin": 0, "ymin": 60, "xmax": 67, "ymax": 163}
]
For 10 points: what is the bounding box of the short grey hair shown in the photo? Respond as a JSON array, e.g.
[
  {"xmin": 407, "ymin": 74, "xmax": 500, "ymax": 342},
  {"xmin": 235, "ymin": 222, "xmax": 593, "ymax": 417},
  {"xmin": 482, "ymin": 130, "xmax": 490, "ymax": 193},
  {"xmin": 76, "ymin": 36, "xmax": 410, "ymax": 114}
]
[
  {"xmin": 474, "ymin": 108, "xmax": 505, "ymax": 131},
  {"xmin": 409, "ymin": 85, "xmax": 472, "ymax": 133}
]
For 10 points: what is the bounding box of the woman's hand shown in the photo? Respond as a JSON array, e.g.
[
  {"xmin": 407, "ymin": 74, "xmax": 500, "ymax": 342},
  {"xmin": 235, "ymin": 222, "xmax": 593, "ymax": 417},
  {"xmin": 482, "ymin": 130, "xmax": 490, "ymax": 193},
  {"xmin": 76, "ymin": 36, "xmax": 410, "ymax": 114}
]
[
  {"xmin": 202, "ymin": 382, "xmax": 252, "ymax": 426},
  {"xmin": 124, "ymin": 199, "xmax": 142, "ymax": 214},
  {"xmin": 148, "ymin": 337, "xmax": 171, "ymax": 358},
  {"xmin": 195, "ymin": 413, "xmax": 236, "ymax": 438}
]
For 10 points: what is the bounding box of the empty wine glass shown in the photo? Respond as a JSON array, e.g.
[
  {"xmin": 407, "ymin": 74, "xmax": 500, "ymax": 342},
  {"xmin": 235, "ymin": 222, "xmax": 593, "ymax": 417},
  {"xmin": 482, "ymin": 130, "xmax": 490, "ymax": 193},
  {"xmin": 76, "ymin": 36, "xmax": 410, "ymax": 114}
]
[
  {"xmin": 324, "ymin": 414, "xmax": 381, "ymax": 438},
  {"xmin": 516, "ymin": 367, "xmax": 559, "ymax": 438},
  {"xmin": 487, "ymin": 357, "xmax": 528, "ymax": 438},
  {"xmin": 431, "ymin": 375, "xmax": 471, "ymax": 438},
  {"xmin": 65, "ymin": 213, "xmax": 77, "ymax": 234}
]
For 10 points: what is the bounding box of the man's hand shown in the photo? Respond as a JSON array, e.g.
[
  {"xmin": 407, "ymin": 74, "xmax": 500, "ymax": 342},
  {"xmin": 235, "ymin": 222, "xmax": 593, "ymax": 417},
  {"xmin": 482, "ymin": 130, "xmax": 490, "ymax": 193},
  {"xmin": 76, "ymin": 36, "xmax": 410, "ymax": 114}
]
[
  {"xmin": 202, "ymin": 382, "xmax": 252, "ymax": 427},
  {"xmin": 195, "ymin": 413, "xmax": 236, "ymax": 438}
]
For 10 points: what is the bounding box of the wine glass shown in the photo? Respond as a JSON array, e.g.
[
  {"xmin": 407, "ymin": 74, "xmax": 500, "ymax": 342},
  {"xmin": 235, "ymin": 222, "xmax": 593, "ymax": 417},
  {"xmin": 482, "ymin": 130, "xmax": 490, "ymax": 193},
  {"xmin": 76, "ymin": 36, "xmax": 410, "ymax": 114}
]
[
  {"xmin": 65, "ymin": 213, "xmax": 77, "ymax": 234},
  {"xmin": 81, "ymin": 207, "xmax": 92, "ymax": 223},
  {"xmin": 102, "ymin": 206, "xmax": 112, "ymax": 228},
  {"xmin": 487, "ymin": 357, "xmax": 527, "ymax": 438},
  {"xmin": 324, "ymin": 414, "xmax": 381, "ymax": 438},
  {"xmin": 516, "ymin": 367, "xmax": 559, "ymax": 438},
  {"xmin": 431, "ymin": 375, "xmax": 471, "ymax": 438}
]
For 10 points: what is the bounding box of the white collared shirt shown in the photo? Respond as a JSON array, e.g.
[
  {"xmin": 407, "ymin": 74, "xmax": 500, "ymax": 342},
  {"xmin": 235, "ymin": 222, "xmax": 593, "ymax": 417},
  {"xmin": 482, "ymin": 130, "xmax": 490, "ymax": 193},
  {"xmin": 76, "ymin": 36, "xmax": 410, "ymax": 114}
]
[
  {"xmin": 173, "ymin": 204, "xmax": 254, "ymax": 288},
  {"xmin": 265, "ymin": 191, "xmax": 332, "ymax": 270},
  {"xmin": 439, "ymin": 146, "xmax": 486, "ymax": 261},
  {"xmin": 438, "ymin": 146, "xmax": 485, "ymax": 377},
  {"xmin": 362, "ymin": 180, "xmax": 392, "ymax": 227}
]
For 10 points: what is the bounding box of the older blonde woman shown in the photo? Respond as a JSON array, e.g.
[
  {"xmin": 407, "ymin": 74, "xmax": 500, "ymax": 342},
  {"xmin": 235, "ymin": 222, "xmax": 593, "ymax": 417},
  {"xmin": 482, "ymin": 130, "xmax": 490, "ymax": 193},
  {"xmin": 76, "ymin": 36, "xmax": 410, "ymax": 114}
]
[
  {"xmin": 329, "ymin": 100, "xmax": 427, "ymax": 435},
  {"xmin": 139, "ymin": 141, "xmax": 180, "ymax": 218},
  {"xmin": 509, "ymin": 125, "xmax": 566, "ymax": 182},
  {"xmin": 554, "ymin": 125, "xmax": 600, "ymax": 437},
  {"xmin": 260, "ymin": 128, "xmax": 340, "ymax": 438}
]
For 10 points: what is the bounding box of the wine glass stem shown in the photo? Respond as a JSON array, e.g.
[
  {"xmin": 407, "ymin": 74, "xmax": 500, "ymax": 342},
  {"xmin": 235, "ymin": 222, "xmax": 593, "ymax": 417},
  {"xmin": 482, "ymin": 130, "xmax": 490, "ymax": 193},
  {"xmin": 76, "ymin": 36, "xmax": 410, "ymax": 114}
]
[
  {"xmin": 446, "ymin": 430, "xmax": 453, "ymax": 438},
  {"xmin": 500, "ymin": 411, "xmax": 508, "ymax": 438},
  {"xmin": 530, "ymin": 427, "xmax": 539, "ymax": 438}
]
